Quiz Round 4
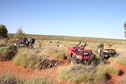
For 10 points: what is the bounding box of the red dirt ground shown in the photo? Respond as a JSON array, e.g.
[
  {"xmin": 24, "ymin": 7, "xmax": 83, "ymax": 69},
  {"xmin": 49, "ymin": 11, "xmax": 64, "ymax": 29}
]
[
  {"xmin": 0, "ymin": 59, "xmax": 126, "ymax": 84},
  {"xmin": 107, "ymin": 60, "xmax": 126, "ymax": 84}
]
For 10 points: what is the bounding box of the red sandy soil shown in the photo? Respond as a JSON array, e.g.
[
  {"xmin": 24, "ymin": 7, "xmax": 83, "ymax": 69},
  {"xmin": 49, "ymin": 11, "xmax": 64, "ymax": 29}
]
[
  {"xmin": 0, "ymin": 58, "xmax": 126, "ymax": 84},
  {"xmin": 0, "ymin": 60, "xmax": 70, "ymax": 84},
  {"xmin": 107, "ymin": 60, "xmax": 126, "ymax": 84}
]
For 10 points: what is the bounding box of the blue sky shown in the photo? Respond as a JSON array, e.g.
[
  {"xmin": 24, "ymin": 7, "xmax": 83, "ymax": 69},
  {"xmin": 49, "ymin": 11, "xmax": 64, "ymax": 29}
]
[{"xmin": 0, "ymin": 0, "xmax": 126, "ymax": 39}]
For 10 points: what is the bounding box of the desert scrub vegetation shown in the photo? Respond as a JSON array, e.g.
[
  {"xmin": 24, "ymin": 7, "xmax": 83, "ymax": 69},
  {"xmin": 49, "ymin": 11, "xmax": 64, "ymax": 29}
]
[
  {"xmin": 96, "ymin": 64, "xmax": 119, "ymax": 75},
  {"xmin": 0, "ymin": 74, "xmax": 23, "ymax": 84},
  {"xmin": 57, "ymin": 64, "xmax": 119, "ymax": 83},
  {"xmin": 0, "ymin": 46, "xmax": 15, "ymax": 61},
  {"xmin": 53, "ymin": 51, "xmax": 67, "ymax": 59},
  {"xmin": 8, "ymin": 33, "xmax": 126, "ymax": 44},
  {"xmin": 13, "ymin": 48, "xmax": 60, "ymax": 69},
  {"xmin": 0, "ymin": 74, "xmax": 52, "ymax": 84},
  {"xmin": 110, "ymin": 46, "xmax": 126, "ymax": 66},
  {"xmin": 110, "ymin": 56, "xmax": 126, "ymax": 66},
  {"xmin": 24, "ymin": 78, "xmax": 52, "ymax": 84},
  {"xmin": 0, "ymin": 38, "xmax": 8, "ymax": 46},
  {"xmin": 45, "ymin": 48, "xmax": 58, "ymax": 54},
  {"xmin": 43, "ymin": 47, "xmax": 67, "ymax": 59},
  {"xmin": 57, "ymin": 65, "xmax": 102, "ymax": 83},
  {"xmin": 7, "ymin": 38, "xmax": 17, "ymax": 46},
  {"xmin": 8, "ymin": 34, "xmax": 123, "ymax": 44}
]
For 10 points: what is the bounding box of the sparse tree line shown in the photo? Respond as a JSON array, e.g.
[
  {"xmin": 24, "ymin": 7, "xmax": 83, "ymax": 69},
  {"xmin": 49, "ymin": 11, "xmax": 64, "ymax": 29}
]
[{"xmin": 0, "ymin": 24, "xmax": 26, "ymax": 39}]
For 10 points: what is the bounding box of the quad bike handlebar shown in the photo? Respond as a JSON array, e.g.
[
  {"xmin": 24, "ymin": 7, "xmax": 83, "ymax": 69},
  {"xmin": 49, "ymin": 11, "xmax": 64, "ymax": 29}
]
[{"xmin": 83, "ymin": 43, "xmax": 88, "ymax": 47}]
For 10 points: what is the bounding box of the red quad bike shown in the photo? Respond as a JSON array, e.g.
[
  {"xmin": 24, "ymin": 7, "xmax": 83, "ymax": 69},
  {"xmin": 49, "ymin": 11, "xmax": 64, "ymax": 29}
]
[{"xmin": 67, "ymin": 43, "xmax": 96, "ymax": 65}]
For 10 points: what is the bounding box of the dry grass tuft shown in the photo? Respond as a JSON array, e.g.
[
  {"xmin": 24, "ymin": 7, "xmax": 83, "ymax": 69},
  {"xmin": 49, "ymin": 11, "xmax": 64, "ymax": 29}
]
[
  {"xmin": 57, "ymin": 63, "xmax": 119, "ymax": 83},
  {"xmin": 53, "ymin": 52, "xmax": 67, "ymax": 59},
  {"xmin": 13, "ymin": 48, "xmax": 60, "ymax": 69},
  {"xmin": 45, "ymin": 48, "xmax": 58, "ymax": 54},
  {"xmin": 96, "ymin": 63, "xmax": 119, "ymax": 75},
  {"xmin": 0, "ymin": 46, "xmax": 15, "ymax": 61},
  {"xmin": 24, "ymin": 78, "xmax": 52, "ymax": 84},
  {"xmin": 0, "ymin": 73, "xmax": 23, "ymax": 84},
  {"xmin": 110, "ymin": 45, "xmax": 126, "ymax": 66},
  {"xmin": 0, "ymin": 73, "xmax": 52, "ymax": 84},
  {"xmin": 57, "ymin": 65, "xmax": 102, "ymax": 83}
]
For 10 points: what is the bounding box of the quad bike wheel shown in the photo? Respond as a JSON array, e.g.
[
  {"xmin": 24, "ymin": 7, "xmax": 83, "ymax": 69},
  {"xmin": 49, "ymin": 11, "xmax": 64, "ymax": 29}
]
[
  {"xmin": 99, "ymin": 50, "xmax": 109, "ymax": 63},
  {"xmin": 88, "ymin": 55, "xmax": 96, "ymax": 65}
]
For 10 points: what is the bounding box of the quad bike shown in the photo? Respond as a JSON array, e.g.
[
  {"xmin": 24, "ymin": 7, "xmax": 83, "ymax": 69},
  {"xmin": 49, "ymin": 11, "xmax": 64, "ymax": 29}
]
[
  {"xmin": 67, "ymin": 43, "xmax": 96, "ymax": 65},
  {"xmin": 14, "ymin": 38, "xmax": 35, "ymax": 48},
  {"xmin": 97, "ymin": 44, "xmax": 118, "ymax": 62}
]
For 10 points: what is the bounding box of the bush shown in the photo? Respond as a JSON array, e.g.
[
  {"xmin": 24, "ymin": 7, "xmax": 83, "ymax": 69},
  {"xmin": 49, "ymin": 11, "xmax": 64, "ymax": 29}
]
[
  {"xmin": 14, "ymin": 28, "xmax": 26, "ymax": 39},
  {"xmin": 0, "ymin": 46, "xmax": 15, "ymax": 61},
  {"xmin": 57, "ymin": 65, "xmax": 97, "ymax": 83},
  {"xmin": 53, "ymin": 52, "xmax": 66, "ymax": 59},
  {"xmin": 13, "ymin": 48, "xmax": 60, "ymax": 69},
  {"xmin": 0, "ymin": 74, "xmax": 23, "ymax": 84},
  {"xmin": 93, "ymin": 71, "xmax": 105, "ymax": 82},
  {"xmin": 0, "ymin": 25, "xmax": 8, "ymax": 38},
  {"xmin": 57, "ymin": 64, "xmax": 119, "ymax": 83}
]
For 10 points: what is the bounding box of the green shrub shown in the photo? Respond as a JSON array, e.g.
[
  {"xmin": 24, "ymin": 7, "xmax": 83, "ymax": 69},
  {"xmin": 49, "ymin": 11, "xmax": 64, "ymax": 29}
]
[
  {"xmin": 0, "ymin": 46, "xmax": 15, "ymax": 61},
  {"xmin": 13, "ymin": 48, "xmax": 59, "ymax": 69},
  {"xmin": 0, "ymin": 74, "xmax": 23, "ymax": 84},
  {"xmin": 53, "ymin": 52, "xmax": 66, "ymax": 59},
  {"xmin": 0, "ymin": 25, "xmax": 8, "ymax": 38}
]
